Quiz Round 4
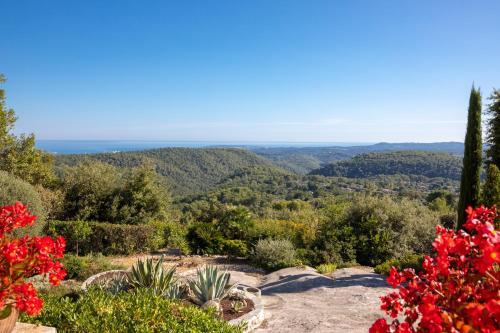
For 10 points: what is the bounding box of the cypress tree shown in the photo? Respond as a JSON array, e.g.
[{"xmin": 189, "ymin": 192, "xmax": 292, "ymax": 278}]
[
  {"xmin": 485, "ymin": 89, "xmax": 500, "ymax": 166},
  {"xmin": 457, "ymin": 87, "xmax": 482, "ymax": 228},
  {"xmin": 482, "ymin": 163, "xmax": 500, "ymax": 208}
]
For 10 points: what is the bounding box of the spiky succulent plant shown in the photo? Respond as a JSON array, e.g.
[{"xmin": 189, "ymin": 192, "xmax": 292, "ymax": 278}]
[
  {"xmin": 128, "ymin": 256, "xmax": 178, "ymax": 298},
  {"xmin": 189, "ymin": 265, "xmax": 236, "ymax": 304}
]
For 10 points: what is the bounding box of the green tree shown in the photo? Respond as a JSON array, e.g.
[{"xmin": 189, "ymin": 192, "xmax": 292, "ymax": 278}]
[
  {"xmin": 61, "ymin": 162, "xmax": 120, "ymax": 221},
  {"xmin": 485, "ymin": 89, "xmax": 500, "ymax": 166},
  {"xmin": 0, "ymin": 74, "xmax": 54, "ymax": 185},
  {"xmin": 110, "ymin": 165, "xmax": 170, "ymax": 224},
  {"xmin": 482, "ymin": 164, "xmax": 500, "ymax": 208},
  {"xmin": 457, "ymin": 87, "xmax": 483, "ymax": 228}
]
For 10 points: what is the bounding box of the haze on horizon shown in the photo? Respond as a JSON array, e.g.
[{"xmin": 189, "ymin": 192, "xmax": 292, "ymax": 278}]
[{"xmin": 1, "ymin": 0, "xmax": 499, "ymax": 143}]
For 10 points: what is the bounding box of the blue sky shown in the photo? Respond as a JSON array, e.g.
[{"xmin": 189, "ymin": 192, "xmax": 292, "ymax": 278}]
[{"xmin": 1, "ymin": 0, "xmax": 499, "ymax": 142}]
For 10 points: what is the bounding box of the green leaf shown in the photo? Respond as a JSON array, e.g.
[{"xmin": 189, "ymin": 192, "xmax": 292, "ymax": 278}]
[{"xmin": 0, "ymin": 305, "xmax": 12, "ymax": 320}]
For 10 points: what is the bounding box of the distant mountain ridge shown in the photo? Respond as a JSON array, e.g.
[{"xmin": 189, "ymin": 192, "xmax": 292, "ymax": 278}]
[{"xmin": 250, "ymin": 142, "xmax": 463, "ymax": 173}]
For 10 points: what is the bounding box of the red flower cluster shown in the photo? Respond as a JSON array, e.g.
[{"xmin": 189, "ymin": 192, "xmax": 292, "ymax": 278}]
[
  {"xmin": 0, "ymin": 202, "xmax": 66, "ymax": 317},
  {"xmin": 370, "ymin": 205, "xmax": 500, "ymax": 333}
]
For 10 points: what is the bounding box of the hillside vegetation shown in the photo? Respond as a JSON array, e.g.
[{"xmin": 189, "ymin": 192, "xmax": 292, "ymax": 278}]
[
  {"xmin": 310, "ymin": 151, "xmax": 462, "ymax": 180},
  {"xmin": 251, "ymin": 142, "xmax": 463, "ymax": 173},
  {"xmin": 55, "ymin": 148, "xmax": 289, "ymax": 196}
]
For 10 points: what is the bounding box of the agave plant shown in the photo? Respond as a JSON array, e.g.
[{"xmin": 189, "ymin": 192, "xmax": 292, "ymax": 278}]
[
  {"xmin": 128, "ymin": 256, "xmax": 178, "ymax": 298},
  {"xmin": 189, "ymin": 265, "xmax": 236, "ymax": 304}
]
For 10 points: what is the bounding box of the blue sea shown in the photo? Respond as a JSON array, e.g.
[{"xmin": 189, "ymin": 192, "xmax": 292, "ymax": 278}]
[{"xmin": 36, "ymin": 140, "xmax": 372, "ymax": 154}]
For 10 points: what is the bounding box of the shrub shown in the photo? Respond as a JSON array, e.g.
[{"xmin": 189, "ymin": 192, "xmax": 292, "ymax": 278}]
[
  {"xmin": 373, "ymin": 254, "xmax": 424, "ymax": 275},
  {"xmin": 150, "ymin": 220, "xmax": 190, "ymax": 254},
  {"xmin": 61, "ymin": 254, "xmax": 124, "ymax": 281},
  {"xmin": 221, "ymin": 239, "xmax": 248, "ymax": 257},
  {"xmin": 0, "ymin": 170, "xmax": 46, "ymax": 236},
  {"xmin": 46, "ymin": 220, "xmax": 160, "ymax": 255},
  {"xmin": 253, "ymin": 239, "xmax": 297, "ymax": 270},
  {"xmin": 370, "ymin": 206, "xmax": 500, "ymax": 332},
  {"xmin": 187, "ymin": 223, "xmax": 225, "ymax": 255},
  {"xmin": 346, "ymin": 195, "xmax": 440, "ymax": 266},
  {"xmin": 315, "ymin": 263, "xmax": 337, "ymax": 275},
  {"xmin": 21, "ymin": 288, "xmax": 239, "ymax": 333}
]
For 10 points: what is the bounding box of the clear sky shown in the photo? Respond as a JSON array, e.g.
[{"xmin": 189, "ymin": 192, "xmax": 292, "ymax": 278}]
[{"xmin": 1, "ymin": 0, "xmax": 499, "ymax": 142}]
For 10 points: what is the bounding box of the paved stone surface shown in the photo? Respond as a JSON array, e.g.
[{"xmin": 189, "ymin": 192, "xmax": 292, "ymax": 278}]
[
  {"xmin": 14, "ymin": 323, "xmax": 56, "ymax": 333},
  {"xmin": 253, "ymin": 266, "xmax": 392, "ymax": 333}
]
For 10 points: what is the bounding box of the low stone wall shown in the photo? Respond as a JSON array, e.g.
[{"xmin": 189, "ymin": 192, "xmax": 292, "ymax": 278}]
[
  {"xmin": 228, "ymin": 287, "xmax": 265, "ymax": 332},
  {"xmin": 81, "ymin": 270, "xmax": 129, "ymax": 291}
]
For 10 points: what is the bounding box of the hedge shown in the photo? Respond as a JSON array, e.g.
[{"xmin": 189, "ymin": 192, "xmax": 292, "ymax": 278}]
[{"xmin": 46, "ymin": 220, "xmax": 161, "ymax": 255}]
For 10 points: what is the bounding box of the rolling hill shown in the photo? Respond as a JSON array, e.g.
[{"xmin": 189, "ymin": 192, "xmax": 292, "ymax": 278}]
[
  {"xmin": 55, "ymin": 148, "xmax": 290, "ymax": 196},
  {"xmin": 250, "ymin": 142, "xmax": 464, "ymax": 173},
  {"xmin": 309, "ymin": 150, "xmax": 462, "ymax": 180}
]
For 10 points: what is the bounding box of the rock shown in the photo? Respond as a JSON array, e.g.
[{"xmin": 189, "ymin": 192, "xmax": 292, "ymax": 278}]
[{"xmin": 201, "ymin": 299, "xmax": 222, "ymax": 313}]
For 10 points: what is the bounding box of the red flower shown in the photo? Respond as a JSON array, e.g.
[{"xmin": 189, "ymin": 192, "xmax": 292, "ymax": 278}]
[
  {"xmin": 0, "ymin": 203, "xmax": 66, "ymax": 316},
  {"xmin": 371, "ymin": 206, "xmax": 500, "ymax": 332},
  {"xmin": 370, "ymin": 318, "xmax": 390, "ymax": 333}
]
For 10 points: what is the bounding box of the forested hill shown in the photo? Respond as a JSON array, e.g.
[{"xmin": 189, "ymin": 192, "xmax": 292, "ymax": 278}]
[
  {"xmin": 55, "ymin": 148, "xmax": 290, "ymax": 196},
  {"xmin": 309, "ymin": 151, "xmax": 462, "ymax": 180},
  {"xmin": 250, "ymin": 142, "xmax": 463, "ymax": 174}
]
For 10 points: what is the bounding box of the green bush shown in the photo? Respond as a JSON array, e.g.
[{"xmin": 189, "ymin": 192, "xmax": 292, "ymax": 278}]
[
  {"xmin": 374, "ymin": 254, "xmax": 425, "ymax": 275},
  {"xmin": 0, "ymin": 170, "xmax": 47, "ymax": 236},
  {"xmin": 21, "ymin": 288, "xmax": 239, "ymax": 333},
  {"xmin": 253, "ymin": 239, "xmax": 297, "ymax": 270},
  {"xmin": 47, "ymin": 220, "xmax": 160, "ymax": 255},
  {"xmin": 221, "ymin": 239, "xmax": 248, "ymax": 257},
  {"xmin": 62, "ymin": 254, "xmax": 124, "ymax": 281},
  {"xmin": 315, "ymin": 263, "xmax": 337, "ymax": 275},
  {"xmin": 150, "ymin": 220, "xmax": 190, "ymax": 255}
]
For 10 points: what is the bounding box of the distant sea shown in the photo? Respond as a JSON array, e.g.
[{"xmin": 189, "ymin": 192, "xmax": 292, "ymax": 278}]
[{"xmin": 36, "ymin": 140, "xmax": 372, "ymax": 154}]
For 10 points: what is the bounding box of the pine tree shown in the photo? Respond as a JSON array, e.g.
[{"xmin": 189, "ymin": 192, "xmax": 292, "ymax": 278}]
[
  {"xmin": 482, "ymin": 163, "xmax": 500, "ymax": 207},
  {"xmin": 485, "ymin": 89, "xmax": 500, "ymax": 166},
  {"xmin": 457, "ymin": 87, "xmax": 482, "ymax": 228}
]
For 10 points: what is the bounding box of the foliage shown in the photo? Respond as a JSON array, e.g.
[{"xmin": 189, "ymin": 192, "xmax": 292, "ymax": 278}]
[
  {"xmin": 311, "ymin": 201, "xmax": 356, "ymax": 265},
  {"xmin": 61, "ymin": 254, "xmax": 124, "ymax": 281},
  {"xmin": 106, "ymin": 165, "xmax": 170, "ymax": 225},
  {"xmin": 0, "ymin": 74, "xmax": 54, "ymax": 186},
  {"xmin": 21, "ymin": 288, "xmax": 239, "ymax": 333},
  {"xmin": 457, "ymin": 87, "xmax": 483, "ymax": 228},
  {"xmin": 315, "ymin": 263, "xmax": 337, "ymax": 275},
  {"xmin": 373, "ymin": 254, "xmax": 424, "ymax": 275},
  {"xmin": 0, "ymin": 202, "xmax": 66, "ymax": 317},
  {"xmin": 345, "ymin": 195, "xmax": 440, "ymax": 266},
  {"xmin": 150, "ymin": 220, "xmax": 190, "ymax": 254},
  {"xmin": 370, "ymin": 206, "xmax": 500, "ymax": 333},
  {"xmin": 0, "ymin": 170, "xmax": 46, "ymax": 236},
  {"xmin": 482, "ymin": 163, "xmax": 500, "ymax": 208},
  {"xmin": 189, "ymin": 265, "xmax": 236, "ymax": 304},
  {"xmin": 221, "ymin": 239, "xmax": 248, "ymax": 257},
  {"xmin": 485, "ymin": 88, "xmax": 500, "ymax": 167},
  {"xmin": 59, "ymin": 162, "xmax": 170, "ymax": 224},
  {"xmin": 46, "ymin": 220, "xmax": 160, "ymax": 255},
  {"xmin": 128, "ymin": 256, "xmax": 179, "ymax": 298},
  {"xmin": 253, "ymin": 239, "xmax": 297, "ymax": 270},
  {"xmin": 186, "ymin": 204, "xmax": 254, "ymax": 255},
  {"xmin": 251, "ymin": 142, "xmax": 464, "ymax": 174},
  {"xmin": 59, "ymin": 162, "xmax": 119, "ymax": 221},
  {"xmin": 55, "ymin": 147, "xmax": 283, "ymax": 196},
  {"xmin": 310, "ymin": 151, "xmax": 462, "ymax": 180}
]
